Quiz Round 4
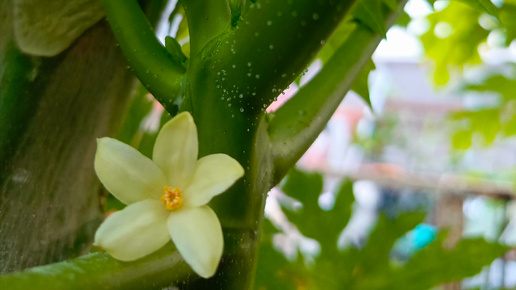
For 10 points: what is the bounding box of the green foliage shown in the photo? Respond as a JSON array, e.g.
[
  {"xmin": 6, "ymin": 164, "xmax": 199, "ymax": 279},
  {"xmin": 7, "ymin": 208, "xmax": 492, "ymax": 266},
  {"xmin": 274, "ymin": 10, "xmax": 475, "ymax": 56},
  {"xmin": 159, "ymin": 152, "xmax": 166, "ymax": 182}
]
[
  {"xmin": 457, "ymin": 0, "xmax": 499, "ymax": 19},
  {"xmin": 353, "ymin": 0, "xmax": 400, "ymax": 37},
  {"xmin": 450, "ymin": 68, "xmax": 516, "ymax": 149},
  {"xmin": 500, "ymin": 1, "xmax": 516, "ymax": 44},
  {"xmin": 352, "ymin": 60, "xmax": 375, "ymax": 107},
  {"xmin": 421, "ymin": 1, "xmax": 488, "ymax": 86},
  {"xmin": 420, "ymin": 0, "xmax": 516, "ymax": 86},
  {"xmin": 451, "ymin": 108, "xmax": 502, "ymax": 148},
  {"xmin": 281, "ymin": 169, "xmax": 354, "ymax": 247},
  {"xmin": 118, "ymin": 84, "xmax": 154, "ymax": 145},
  {"xmin": 255, "ymin": 168, "xmax": 508, "ymax": 290}
]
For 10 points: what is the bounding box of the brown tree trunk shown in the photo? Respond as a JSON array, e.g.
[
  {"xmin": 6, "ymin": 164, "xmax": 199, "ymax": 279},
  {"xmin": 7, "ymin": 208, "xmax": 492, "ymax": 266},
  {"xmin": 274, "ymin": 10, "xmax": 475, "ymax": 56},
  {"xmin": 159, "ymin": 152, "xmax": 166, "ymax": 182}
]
[{"xmin": 0, "ymin": 1, "xmax": 136, "ymax": 273}]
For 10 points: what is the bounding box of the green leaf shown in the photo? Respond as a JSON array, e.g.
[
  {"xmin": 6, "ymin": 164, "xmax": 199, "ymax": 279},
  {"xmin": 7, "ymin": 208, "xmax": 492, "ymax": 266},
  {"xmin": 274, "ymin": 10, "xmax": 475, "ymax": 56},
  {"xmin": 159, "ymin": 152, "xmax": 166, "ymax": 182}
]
[
  {"xmin": 165, "ymin": 36, "xmax": 188, "ymax": 65},
  {"xmin": 452, "ymin": 130, "xmax": 473, "ymax": 150},
  {"xmin": 254, "ymin": 219, "xmax": 303, "ymax": 290},
  {"xmin": 281, "ymin": 169, "xmax": 355, "ymax": 247},
  {"xmin": 451, "ymin": 109, "xmax": 501, "ymax": 146},
  {"xmin": 457, "ymin": 0, "xmax": 500, "ymax": 19},
  {"xmin": 500, "ymin": 3, "xmax": 516, "ymax": 44},
  {"xmin": 383, "ymin": 0, "xmax": 399, "ymax": 11},
  {"xmin": 420, "ymin": 1, "xmax": 488, "ymax": 86},
  {"xmin": 377, "ymin": 234, "xmax": 508, "ymax": 290},
  {"xmin": 353, "ymin": 0, "xmax": 388, "ymax": 37},
  {"xmin": 117, "ymin": 84, "xmax": 153, "ymax": 145},
  {"xmin": 395, "ymin": 10, "xmax": 412, "ymax": 27},
  {"xmin": 255, "ymin": 168, "xmax": 507, "ymax": 290},
  {"xmin": 351, "ymin": 59, "xmax": 375, "ymax": 108},
  {"xmin": 13, "ymin": 0, "xmax": 104, "ymax": 56}
]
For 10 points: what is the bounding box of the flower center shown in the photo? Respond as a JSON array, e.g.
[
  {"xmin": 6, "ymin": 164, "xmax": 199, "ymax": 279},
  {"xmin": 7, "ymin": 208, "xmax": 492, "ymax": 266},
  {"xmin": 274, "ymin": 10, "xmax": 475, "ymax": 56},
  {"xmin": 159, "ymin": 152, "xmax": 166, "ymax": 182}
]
[{"xmin": 161, "ymin": 186, "xmax": 183, "ymax": 210}]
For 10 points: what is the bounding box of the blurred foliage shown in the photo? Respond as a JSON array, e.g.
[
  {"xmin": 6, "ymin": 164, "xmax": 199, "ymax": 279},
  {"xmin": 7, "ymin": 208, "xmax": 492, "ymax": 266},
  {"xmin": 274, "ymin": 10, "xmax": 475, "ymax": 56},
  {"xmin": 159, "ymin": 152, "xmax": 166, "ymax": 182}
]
[
  {"xmin": 449, "ymin": 67, "xmax": 516, "ymax": 150},
  {"xmin": 421, "ymin": 1, "xmax": 488, "ymax": 86},
  {"xmin": 255, "ymin": 168, "xmax": 508, "ymax": 290},
  {"xmin": 308, "ymin": 0, "xmax": 406, "ymax": 108},
  {"xmin": 353, "ymin": 0, "xmax": 399, "ymax": 38},
  {"xmin": 413, "ymin": 0, "xmax": 516, "ymax": 155},
  {"xmin": 420, "ymin": 0, "xmax": 516, "ymax": 86},
  {"xmin": 118, "ymin": 84, "xmax": 153, "ymax": 145},
  {"xmin": 168, "ymin": 3, "xmax": 190, "ymax": 57},
  {"xmin": 355, "ymin": 115, "xmax": 401, "ymax": 158}
]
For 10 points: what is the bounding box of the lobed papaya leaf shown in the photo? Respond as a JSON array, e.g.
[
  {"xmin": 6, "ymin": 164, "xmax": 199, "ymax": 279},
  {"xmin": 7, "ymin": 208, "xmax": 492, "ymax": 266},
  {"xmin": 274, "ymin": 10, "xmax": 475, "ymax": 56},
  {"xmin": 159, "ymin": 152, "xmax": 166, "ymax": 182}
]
[{"xmin": 255, "ymin": 168, "xmax": 507, "ymax": 290}]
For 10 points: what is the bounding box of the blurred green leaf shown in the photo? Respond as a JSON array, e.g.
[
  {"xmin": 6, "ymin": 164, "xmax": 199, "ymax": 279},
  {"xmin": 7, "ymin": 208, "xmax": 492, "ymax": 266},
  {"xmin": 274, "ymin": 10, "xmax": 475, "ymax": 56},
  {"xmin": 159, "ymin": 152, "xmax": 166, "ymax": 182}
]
[
  {"xmin": 381, "ymin": 233, "xmax": 508, "ymax": 290},
  {"xmin": 465, "ymin": 72, "xmax": 516, "ymax": 102},
  {"xmin": 500, "ymin": 3, "xmax": 516, "ymax": 44},
  {"xmin": 254, "ymin": 219, "xmax": 305, "ymax": 290},
  {"xmin": 352, "ymin": 0, "xmax": 400, "ymax": 37},
  {"xmin": 353, "ymin": 0, "xmax": 388, "ymax": 37},
  {"xmin": 168, "ymin": 2, "xmax": 190, "ymax": 57},
  {"xmin": 420, "ymin": 1, "xmax": 488, "ymax": 86},
  {"xmin": 351, "ymin": 60, "xmax": 375, "ymax": 107},
  {"xmin": 451, "ymin": 109, "xmax": 501, "ymax": 146},
  {"xmin": 255, "ymin": 168, "xmax": 507, "ymax": 290},
  {"xmin": 383, "ymin": 0, "xmax": 398, "ymax": 11},
  {"xmin": 457, "ymin": 0, "xmax": 499, "ymax": 19},
  {"xmin": 395, "ymin": 10, "xmax": 411, "ymax": 27},
  {"xmin": 165, "ymin": 36, "xmax": 187, "ymax": 65},
  {"xmin": 281, "ymin": 169, "xmax": 354, "ymax": 247},
  {"xmin": 450, "ymin": 69, "xmax": 516, "ymax": 149},
  {"xmin": 452, "ymin": 129, "xmax": 473, "ymax": 150},
  {"xmin": 117, "ymin": 84, "xmax": 153, "ymax": 145}
]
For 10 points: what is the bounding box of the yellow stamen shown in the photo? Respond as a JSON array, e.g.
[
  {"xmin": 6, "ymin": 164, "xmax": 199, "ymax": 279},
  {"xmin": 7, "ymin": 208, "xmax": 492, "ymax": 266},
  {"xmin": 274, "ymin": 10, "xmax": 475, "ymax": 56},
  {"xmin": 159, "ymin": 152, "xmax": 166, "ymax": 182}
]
[{"xmin": 161, "ymin": 186, "xmax": 183, "ymax": 210}]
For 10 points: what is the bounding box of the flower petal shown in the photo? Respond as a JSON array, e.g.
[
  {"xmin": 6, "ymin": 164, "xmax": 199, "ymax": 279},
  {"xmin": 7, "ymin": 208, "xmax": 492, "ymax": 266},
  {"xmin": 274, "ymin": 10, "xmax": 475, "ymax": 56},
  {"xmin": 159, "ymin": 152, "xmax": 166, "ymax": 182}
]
[
  {"xmin": 94, "ymin": 199, "xmax": 170, "ymax": 261},
  {"xmin": 153, "ymin": 112, "xmax": 198, "ymax": 189},
  {"xmin": 94, "ymin": 138, "xmax": 168, "ymax": 204},
  {"xmin": 183, "ymin": 154, "xmax": 244, "ymax": 207},
  {"xmin": 167, "ymin": 206, "xmax": 223, "ymax": 278}
]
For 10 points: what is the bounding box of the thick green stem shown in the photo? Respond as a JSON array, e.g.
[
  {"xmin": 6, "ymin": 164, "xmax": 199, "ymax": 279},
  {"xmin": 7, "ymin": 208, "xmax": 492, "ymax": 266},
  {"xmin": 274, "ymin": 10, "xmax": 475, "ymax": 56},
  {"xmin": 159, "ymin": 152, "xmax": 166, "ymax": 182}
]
[
  {"xmin": 102, "ymin": 0, "xmax": 186, "ymax": 111},
  {"xmin": 181, "ymin": 0, "xmax": 231, "ymax": 57},
  {"xmin": 268, "ymin": 0, "xmax": 409, "ymax": 183},
  {"xmin": 172, "ymin": 1, "xmax": 358, "ymax": 288},
  {"xmin": 193, "ymin": 0, "xmax": 358, "ymax": 115}
]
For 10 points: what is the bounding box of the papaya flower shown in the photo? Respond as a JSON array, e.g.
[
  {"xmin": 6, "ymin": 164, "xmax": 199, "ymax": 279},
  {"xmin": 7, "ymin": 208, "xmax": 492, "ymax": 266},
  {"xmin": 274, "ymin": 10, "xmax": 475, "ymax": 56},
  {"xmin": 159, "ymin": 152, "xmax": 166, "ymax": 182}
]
[{"xmin": 93, "ymin": 112, "xmax": 244, "ymax": 278}]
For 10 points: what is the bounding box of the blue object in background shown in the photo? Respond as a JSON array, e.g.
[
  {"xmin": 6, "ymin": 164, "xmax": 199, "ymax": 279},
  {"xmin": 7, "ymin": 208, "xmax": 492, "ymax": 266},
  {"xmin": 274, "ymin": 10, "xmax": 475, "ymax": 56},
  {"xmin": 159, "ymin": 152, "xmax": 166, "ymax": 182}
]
[{"xmin": 393, "ymin": 223, "xmax": 438, "ymax": 259}]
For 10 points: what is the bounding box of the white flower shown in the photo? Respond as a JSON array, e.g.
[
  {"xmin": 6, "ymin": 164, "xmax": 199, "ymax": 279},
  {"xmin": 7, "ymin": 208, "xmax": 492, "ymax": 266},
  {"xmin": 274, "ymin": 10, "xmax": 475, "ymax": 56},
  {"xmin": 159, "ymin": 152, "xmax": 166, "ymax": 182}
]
[{"xmin": 93, "ymin": 112, "xmax": 244, "ymax": 278}]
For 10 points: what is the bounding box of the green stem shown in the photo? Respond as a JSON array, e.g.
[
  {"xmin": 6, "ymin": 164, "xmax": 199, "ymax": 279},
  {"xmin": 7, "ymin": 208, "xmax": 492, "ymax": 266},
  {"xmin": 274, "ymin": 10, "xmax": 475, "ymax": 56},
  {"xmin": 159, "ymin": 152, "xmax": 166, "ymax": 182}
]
[
  {"xmin": 0, "ymin": 247, "xmax": 192, "ymax": 289},
  {"xmin": 0, "ymin": 227, "xmax": 256, "ymax": 289},
  {"xmin": 268, "ymin": 0, "xmax": 408, "ymax": 183},
  {"xmin": 102, "ymin": 0, "xmax": 186, "ymax": 111},
  {"xmin": 181, "ymin": 0, "xmax": 231, "ymax": 57}
]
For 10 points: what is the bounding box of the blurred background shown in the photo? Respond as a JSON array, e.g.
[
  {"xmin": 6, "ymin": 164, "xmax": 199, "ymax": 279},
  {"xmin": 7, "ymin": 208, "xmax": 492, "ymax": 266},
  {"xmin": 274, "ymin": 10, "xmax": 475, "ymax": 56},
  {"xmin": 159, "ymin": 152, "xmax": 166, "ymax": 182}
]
[{"xmin": 262, "ymin": 0, "xmax": 516, "ymax": 288}]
